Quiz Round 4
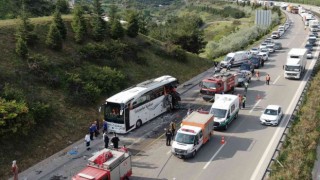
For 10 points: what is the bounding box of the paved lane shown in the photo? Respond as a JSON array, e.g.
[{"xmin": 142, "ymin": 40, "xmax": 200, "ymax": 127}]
[{"xmin": 131, "ymin": 11, "xmax": 319, "ymax": 180}]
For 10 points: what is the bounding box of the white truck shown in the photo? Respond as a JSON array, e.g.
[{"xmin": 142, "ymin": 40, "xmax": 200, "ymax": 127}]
[
  {"xmin": 220, "ymin": 51, "xmax": 251, "ymax": 68},
  {"xmin": 172, "ymin": 111, "xmax": 214, "ymax": 158},
  {"xmin": 284, "ymin": 48, "xmax": 307, "ymax": 80},
  {"xmin": 209, "ymin": 94, "xmax": 240, "ymax": 130},
  {"xmin": 309, "ymin": 20, "xmax": 319, "ymax": 32}
]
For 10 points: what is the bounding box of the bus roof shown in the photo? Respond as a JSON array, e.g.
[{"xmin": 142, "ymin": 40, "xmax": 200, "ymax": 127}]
[{"xmin": 106, "ymin": 75, "xmax": 177, "ymax": 104}]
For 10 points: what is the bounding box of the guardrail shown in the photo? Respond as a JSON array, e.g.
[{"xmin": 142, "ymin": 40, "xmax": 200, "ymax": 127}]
[{"xmin": 261, "ymin": 11, "xmax": 320, "ymax": 178}]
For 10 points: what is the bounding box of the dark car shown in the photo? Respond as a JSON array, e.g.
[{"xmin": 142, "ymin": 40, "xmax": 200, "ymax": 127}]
[
  {"xmin": 305, "ymin": 43, "xmax": 313, "ymax": 51},
  {"xmin": 249, "ymin": 56, "xmax": 263, "ymax": 69},
  {"xmin": 312, "ymin": 32, "xmax": 319, "ymax": 38},
  {"xmin": 240, "ymin": 62, "xmax": 255, "ymax": 73}
]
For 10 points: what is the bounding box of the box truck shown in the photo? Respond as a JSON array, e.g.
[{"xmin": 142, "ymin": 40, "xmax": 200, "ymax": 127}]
[
  {"xmin": 172, "ymin": 111, "xmax": 214, "ymax": 158},
  {"xmin": 284, "ymin": 48, "xmax": 307, "ymax": 80}
]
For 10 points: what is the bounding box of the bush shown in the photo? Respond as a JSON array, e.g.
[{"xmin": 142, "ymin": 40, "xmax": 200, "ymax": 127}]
[
  {"xmin": 30, "ymin": 101, "xmax": 53, "ymax": 123},
  {"xmin": 15, "ymin": 36, "xmax": 28, "ymax": 59},
  {"xmin": 166, "ymin": 43, "xmax": 187, "ymax": 62},
  {"xmin": 66, "ymin": 65, "xmax": 125, "ymax": 104}
]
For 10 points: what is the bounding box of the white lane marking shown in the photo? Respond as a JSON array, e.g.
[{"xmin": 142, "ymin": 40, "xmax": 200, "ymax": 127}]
[
  {"xmin": 203, "ymin": 143, "xmax": 225, "ymax": 169},
  {"xmin": 272, "ymin": 75, "xmax": 281, "ymax": 85},
  {"xmin": 250, "ymin": 46, "xmax": 318, "ymax": 180},
  {"xmin": 167, "ymin": 150, "xmax": 171, "ymax": 155},
  {"xmin": 249, "ymin": 99, "xmax": 262, "ymax": 114}
]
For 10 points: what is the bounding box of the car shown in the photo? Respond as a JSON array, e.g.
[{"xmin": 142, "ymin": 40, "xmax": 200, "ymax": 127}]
[
  {"xmin": 312, "ymin": 32, "xmax": 319, "ymax": 38},
  {"xmin": 305, "ymin": 43, "xmax": 313, "ymax": 51},
  {"xmin": 266, "ymin": 44, "xmax": 275, "ymax": 53},
  {"xmin": 307, "ymin": 50, "xmax": 312, "ymax": 59},
  {"xmin": 264, "ymin": 38, "xmax": 274, "ymax": 44},
  {"xmin": 260, "ymin": 105, "xmax": 283, "ymax": 126},
  {"xmin": 239, "ymin": 62, "xmax": 255, "ymax": 73},
  {"xmin": 260, "ymin": 48, "xmax": 270, "ymax": 56},
  {"xmin": 308, "ymin": 37, "xmax": 317, "ymax": 46},
  {"xmin": 257, "ymin": 51, "xmax": 269, "ymax": 62},
  {"xmin": 237, "ymin": 70, "xmax": 252, "ymax": 87},
  {"xmin": 260, "ymin": 43, "xmax": 267, "ymax": 49},
  {"xmin": 249, "ymin": 56, "xmax": 263, "ymax": 68},
  {"xmin": 278, "ymin": 29, "xmax": 284, "ymax": 36},
  {"xmin": 285, "ymin": 22, "xmax": 290, "ymax": 30},
  {"xmin": 250, "ymin": 47, "xmax": 260, "ymax": 55},
  {"xmin": 271, "ymin": 31, "xmax": 280, "ymax": 39},
  {"xmin": 273, "ymin": 42, "xmax": 282, "ymax": 50}
]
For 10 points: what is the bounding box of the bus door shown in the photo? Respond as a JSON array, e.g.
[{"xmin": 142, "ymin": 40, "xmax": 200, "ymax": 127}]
[{"xmin": 125, "ymin": 101, "xmax": 132, "ymax": 131}]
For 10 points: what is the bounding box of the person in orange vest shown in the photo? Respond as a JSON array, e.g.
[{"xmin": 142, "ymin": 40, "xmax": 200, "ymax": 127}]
[
  {"xmin": 266, "ymin": 74, "xmax": 271, "ymax": 85},
  {"xmin": 256, "ymin": 71, "xmax": 260, "ymax": 81}
]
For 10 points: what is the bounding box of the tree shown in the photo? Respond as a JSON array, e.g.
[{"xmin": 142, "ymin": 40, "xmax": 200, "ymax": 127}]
[
  {"xmin": 91, "ymin": 0, "xmax": 107, "ymax": 41},
  {"xmin": 15, "ymin": 36, "xmax": 28, "ymax": 58},
  {"xmin": 56, "ymin": 0, "xmax": 69, "ymax": 14},
  {"xmin": 46, "ymin": 22, "xmax": 63, "ymax": 50},
  {"xmin": 53, "ymin": 8, "xmax": 67, "ymax": 39},
  {"xmin": 126, "ymin": 11, "xmax": 139, "ymax": 38},
  {"xmin": 138, "ymin": 13, "xmax": 148, "ymax": 35},
  {"xmin": 72, "ymin": 5, "xmax": 87, "ymax": 43},
  {"xmin": 110, "ymin": 20, "xmax": 124, "ymax": 39},
  {"xmin": 92, "ymin": 0, "xmax": 103, "ymax": 16},
  {"xmin": 108, "ymin": 5, "xmax": 118, "ymax": 23}
]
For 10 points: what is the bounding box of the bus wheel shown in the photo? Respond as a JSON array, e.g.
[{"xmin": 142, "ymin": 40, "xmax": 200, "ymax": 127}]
[
  {"xmin": 224, "ymin": 124, "xmax": 228, "ymax": 130},
  {"xmin": 192, "ymin": 150, "xmax": 196, "ymax": 158},
  {"xmin": 136, "ymin": 120, "xmax": 142, "ymax": 128},
  {"xmin": 235, "ymin": 112, "xmax": 238, "ymax": 119}
]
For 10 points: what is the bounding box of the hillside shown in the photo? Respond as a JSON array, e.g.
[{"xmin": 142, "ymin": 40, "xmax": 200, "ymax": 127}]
[{"xmin": 0, "ymin": 16, "xmax": 212, "ymax": 178}]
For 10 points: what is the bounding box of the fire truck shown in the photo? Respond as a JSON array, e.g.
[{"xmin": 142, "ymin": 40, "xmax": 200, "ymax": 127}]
[
  {"xmin": 72, "ymin": 148, "xmax": 132, "ymax": 180},
  {"xmin": 199, "ymin": 72, "xmax": 238, "ymax": 101}
]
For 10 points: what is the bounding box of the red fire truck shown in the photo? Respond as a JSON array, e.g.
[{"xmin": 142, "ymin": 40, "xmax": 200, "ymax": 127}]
[
  {"xmin": 199, "ymin": 72, "xmax": 238, "ymax": 101},
  {"xmin": 72, "ymin": 148, "xmax": 132, "ymax": 180}
]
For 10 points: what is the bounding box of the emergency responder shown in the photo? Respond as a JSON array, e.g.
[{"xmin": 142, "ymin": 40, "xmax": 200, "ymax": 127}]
[{"xmin": 165, "ymin": 128, "xmax": 172, "ymax": 146}]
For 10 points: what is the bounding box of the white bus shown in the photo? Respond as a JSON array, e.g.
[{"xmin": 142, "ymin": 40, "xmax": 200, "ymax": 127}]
[{"xmin": 102, "ymin": 75, "xmax": 180, "ymax": 134}]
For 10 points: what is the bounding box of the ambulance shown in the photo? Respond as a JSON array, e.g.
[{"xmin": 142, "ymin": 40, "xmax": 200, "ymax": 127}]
[
  {"xmin": 209, "ymin": 94, "xmax": 240, "ymax": 130},
  {"xmin": 171, "ymin": 111, "xmax": 214, "ymax": 158}
]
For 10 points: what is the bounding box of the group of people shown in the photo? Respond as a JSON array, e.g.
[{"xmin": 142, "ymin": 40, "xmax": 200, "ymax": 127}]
[
  {"xmin": 254, "ymin": 71, "xmax": 271, "ymax": 85},
  {"xmin": 165, "ymin": 121, "xmax": 176, "ymax": 146},
  {"xmin": 84, "ymin": 119, "xmax": 121, "ymax": 151}
]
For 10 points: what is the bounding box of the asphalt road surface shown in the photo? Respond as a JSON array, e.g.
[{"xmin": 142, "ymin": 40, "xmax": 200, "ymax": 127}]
[
  {"xmin": 130, "ymin": 12, "xmax": 319, "ymax": 180},
  {"xmin": 16, "ymin": 10, "xmax": 320, "ymax": 180}
]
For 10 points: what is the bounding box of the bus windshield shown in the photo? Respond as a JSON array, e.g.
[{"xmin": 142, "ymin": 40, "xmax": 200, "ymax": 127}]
[
  {"xmin": 175, "ymin": 133, "xmax": 195, "ymax": 144},
  {"xmin": 210, "ymin": 108, "xmax": 227, "ymax": 118},
  {"xmin": 104, "ymin": 102, "xmax": 124, "ymax": 124}
]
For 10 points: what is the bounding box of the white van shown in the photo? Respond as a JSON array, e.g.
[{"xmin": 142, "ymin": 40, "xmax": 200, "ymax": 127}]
[
  {"xmin": 209, "ymin": 94, "xmax": 240, "ymax": 130},
  {"xmin": 220, "ymin": 51, "xmax": 251, "ymax": 67}
]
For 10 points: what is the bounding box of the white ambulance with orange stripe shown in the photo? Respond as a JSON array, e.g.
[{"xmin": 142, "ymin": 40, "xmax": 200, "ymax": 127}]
[{"xmin": 171, "ymin": 111, "xmax": 214, "ymax": 158}]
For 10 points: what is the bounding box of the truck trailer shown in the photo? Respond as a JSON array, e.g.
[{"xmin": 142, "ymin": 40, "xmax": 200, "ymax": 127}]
[{"xmin": 284, "ymin": 48, "xmax": 307, "ymax": 80}]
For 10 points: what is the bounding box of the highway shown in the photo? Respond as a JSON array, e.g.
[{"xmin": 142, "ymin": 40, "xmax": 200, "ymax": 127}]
[
  {"xmin": 16, "ymin": 7, "xmax": 320, "ymax": 180},
  {"xmin": 130, "ymin": 11, "xmax": 319, "ymax": 180}
]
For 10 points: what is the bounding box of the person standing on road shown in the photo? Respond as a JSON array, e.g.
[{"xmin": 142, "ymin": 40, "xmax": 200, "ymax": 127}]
[
  {"xmin": 242, "ymin": 95, "xmax": 247, "ymax": 109},
  {"xmin": 165, "ymin": 128, "xmax": 172, "ymax": 146},
  {"xmin": 102, "ymin": 119, "xmax": 108, "ymax": 133},
  {"xmin": 238, "ymin": 94, "xmax": 243, "ymax": 109},
  {"xmin": 244, "ymin": 81, "xmax": 249, "ymax": 94},
  {"xmin": 256, "ymin": 71, "xmax": 260, "ymax": 81},
  {"xmin": 103, "ymin": 132, "xmax": 109, "ymax": 149},
  {"xmin": 111, "ymin": 133, "xmax": 120, "ymax": 149},
  {"xmin": 170, "ymin": 121, "xmax": 176, "ymax": 140},
  {"xmin": 12, "ymin": 160, "xmax": 18, "ymax": 180},
  {"xmin": 266, "ymin": 74, "xmax": 271, "ymax": 85},
  {"xmin": 85, "ymin": 133, "xmax": 91, "ymax": 150},
  {"xmin": 89, "ymin": 124, "xmax": 95, "ymax": 140},
  {"xmin": 94, "ymin": 120, "xmax": 100, "ymax": 137}
]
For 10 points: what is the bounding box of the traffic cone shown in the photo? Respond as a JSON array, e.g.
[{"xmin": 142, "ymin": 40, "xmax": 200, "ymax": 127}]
[
  {"xmin": 221, "ymin": 136, "xmax": 225, "ymax": 144},
  {"xmin": 256, "ymin": 94, "xmax": 261, "ymax": 101}
]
